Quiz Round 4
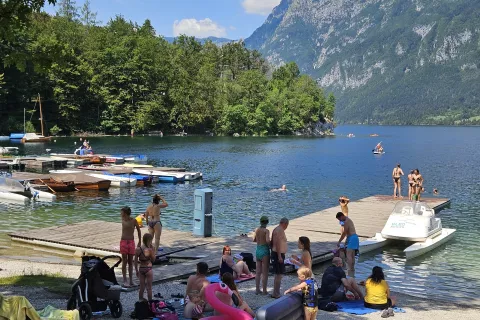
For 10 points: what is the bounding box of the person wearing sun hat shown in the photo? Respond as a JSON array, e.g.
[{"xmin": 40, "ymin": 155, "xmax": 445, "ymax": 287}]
[{"xmin": 254, "ymin": 215, "xmax": 271, "ymax": 295}]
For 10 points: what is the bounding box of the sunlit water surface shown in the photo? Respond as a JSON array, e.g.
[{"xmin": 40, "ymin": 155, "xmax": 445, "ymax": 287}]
[{"xmin": 1, "ymin": 125, "xmax": 479, "ymax": 304}]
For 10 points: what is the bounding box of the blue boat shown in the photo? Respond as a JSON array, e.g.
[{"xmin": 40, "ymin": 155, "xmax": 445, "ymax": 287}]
[
  {"xmin": 102, "ymin": 172, "xmax": 158, "ymax": 184},
  {"xmin": 10, "ymin": 133, "xmax": 25, "ymax": 139}
]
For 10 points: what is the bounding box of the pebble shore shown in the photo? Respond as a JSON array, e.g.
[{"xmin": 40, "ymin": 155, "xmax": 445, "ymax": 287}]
[{"xmin": 1, "ymin": 257, "xmax": 478, "ymax": 319}]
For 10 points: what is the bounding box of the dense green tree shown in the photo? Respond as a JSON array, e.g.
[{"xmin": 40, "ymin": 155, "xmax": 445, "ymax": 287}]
[{"xmin": 0, "ymin": 8, "xmax": 334, "ymax": 135}]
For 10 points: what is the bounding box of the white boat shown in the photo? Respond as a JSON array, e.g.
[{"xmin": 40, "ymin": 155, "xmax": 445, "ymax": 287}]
[
  {"xmin": 0, "ymin": 190, "xmax": 29, "ymax": 203},
  {"xmin": 132, "ymin": 168, "xmax": 186, "ymax": 182},
  {"xmin": 29, "ymin": 185, "xmax": 57, "ymax": 201},
  {"xmin": 404, "ymin": 228, "xmax": 456, "ymax": 259},
  {"xmin": 21, "ymin": 132, "xmax": 51, "ymax": 143},
  {"xmin": 120, "ymin": 163, "xmax": 153, "ymax": 168},
  {"xmin": 362, "ymin": 201, "xmax": 456, "ymax": 259},
  {"xmin": 49, "ymin": 169, "xmax": 83, "ymax": 174},
  {"xmin": 359, "ymin": 233, "xmax": 390, "ymax": 254},
  {"xmin": 183, "ymin": 171, "xmax": 203, "ymax": 180},
  {"xmin": 86, "ymin": 173, "xmax": 136, "ymax": 188},
  {"xmin": 0, "ymin": 147, "xmax": 19, "ymax": 154}
]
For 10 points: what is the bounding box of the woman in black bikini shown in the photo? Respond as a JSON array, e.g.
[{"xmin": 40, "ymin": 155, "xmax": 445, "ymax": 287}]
[
  {"xmin": 135, "ymin": 233, "xmax": 155, "ymax": 301},
  {"xmin": 145, "ymin": 194, "xmax": 168, "ymax": 254},
  {"xmin": 219, "ymin": 245, "xmax": 251, "ymax": 279},
  {"xmin": 392, "ymin": 164, "xmax": 404, "ymax": 198}
]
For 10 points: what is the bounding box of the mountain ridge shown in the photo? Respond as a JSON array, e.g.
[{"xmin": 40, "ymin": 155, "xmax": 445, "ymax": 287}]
[{"xmin": 245, "ymin": 0, "xmax": 480, "ymax": 125}]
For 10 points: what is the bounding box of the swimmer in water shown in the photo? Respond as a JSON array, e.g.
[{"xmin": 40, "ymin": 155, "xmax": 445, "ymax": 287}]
[
  {"xmin": 271, "ymin": 185, "xmax": 288, "ymax": 192},
  {"xmin": 433, "ymin": 188, "xmax": 438, "ymax": 195}
]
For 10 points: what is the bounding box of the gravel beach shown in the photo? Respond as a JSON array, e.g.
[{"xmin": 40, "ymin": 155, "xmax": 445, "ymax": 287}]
[{"xmin": 1, "ymin": 257, "xmax": 478, "ymax": 320}]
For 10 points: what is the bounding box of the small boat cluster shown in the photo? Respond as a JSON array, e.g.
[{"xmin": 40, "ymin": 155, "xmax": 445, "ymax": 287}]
[{"xmin": 0, "ymin": 153, "xmax": 202, "ymax": 203}]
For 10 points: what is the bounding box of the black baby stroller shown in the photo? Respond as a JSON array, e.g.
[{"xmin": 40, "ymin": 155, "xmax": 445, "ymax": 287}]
[{"xmin": 67, "ymin": 255, "xmax": 123, "ymax": 320}]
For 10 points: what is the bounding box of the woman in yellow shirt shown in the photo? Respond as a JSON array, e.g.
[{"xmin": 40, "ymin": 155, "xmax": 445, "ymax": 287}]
[{"xmin": 363, "ymin": 266, "xmax": 396, "ymax": 310}]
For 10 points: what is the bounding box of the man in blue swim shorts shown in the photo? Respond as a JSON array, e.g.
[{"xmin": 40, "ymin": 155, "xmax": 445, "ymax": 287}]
[{"xmin": 336, "ymin": 212, "xmax": 359, "ymax": 278}]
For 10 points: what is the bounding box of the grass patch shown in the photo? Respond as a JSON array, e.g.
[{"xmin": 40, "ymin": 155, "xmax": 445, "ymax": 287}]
[{"xmin": 0, "ymin": 273, "xmax": 76, "ymax": 296}]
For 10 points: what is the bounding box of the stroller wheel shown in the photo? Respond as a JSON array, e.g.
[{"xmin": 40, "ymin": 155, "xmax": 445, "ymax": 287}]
[
  {"xmin": 78, "ymin": 302, "xmax": 92, "ymax": 320},
  {"xmin": 66, "ymin": 295, "xmax": 76, "ymax": 310},
  {"xmin": 108, "ymin": 300, "xmax": 123, "ymax": 318}
]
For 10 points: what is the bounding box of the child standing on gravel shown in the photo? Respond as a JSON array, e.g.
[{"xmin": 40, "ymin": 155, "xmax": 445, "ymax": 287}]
[{"xmin": 120, "ymin": 206, "xmax": 141, "ymax": 287}]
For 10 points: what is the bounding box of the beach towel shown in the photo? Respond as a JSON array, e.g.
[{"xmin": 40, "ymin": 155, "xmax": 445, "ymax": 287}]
[
  {"xmin": 337, "ymin": 300, "xmax": 406, "ymax": 315},
  {"xmin": 37, "ymin": 305, "xmax": 80, "ymax": 320},
  {"xmin": 0, "ymin": 294, "xmax": 41, "ymax": 320},
  {"xmin": 206, "ymin": 273, "xmax": 255, "ymax": 284}
]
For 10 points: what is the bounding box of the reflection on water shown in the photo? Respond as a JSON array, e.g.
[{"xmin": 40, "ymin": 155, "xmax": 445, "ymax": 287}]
[{"xmin": 1, "ymin": 126, "xmax": 480, "ymax": 304}]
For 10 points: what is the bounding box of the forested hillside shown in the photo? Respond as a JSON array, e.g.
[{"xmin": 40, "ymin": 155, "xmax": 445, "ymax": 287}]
[
  {"xmin": 246, "ymin": 0, "xmax": 480, "ymax": 125},
  {"xmin": 0, "ymin": 0, "xmax": 334, "ymax": 136}
]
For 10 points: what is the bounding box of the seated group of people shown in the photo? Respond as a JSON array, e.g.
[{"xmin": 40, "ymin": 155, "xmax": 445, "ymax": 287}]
[
  {"xmin": 282, "ymin": 256, "xmax": 395, "ymax": 320},
  {"xmin": 320, "ymin": 257, "xmax": 396, "ymax": 309},
  {"xmin": 184, "ymin": 260, "xmax": 255, "ymax": 319},
  {"xmin": 183, "ymin": 240, "xmax": 395, "ymax": 319}
]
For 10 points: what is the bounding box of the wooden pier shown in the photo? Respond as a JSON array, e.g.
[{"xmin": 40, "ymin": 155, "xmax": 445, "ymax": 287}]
[{"xmin": 9, "ymin": 196, "xmax": 450, "ymax": 284}]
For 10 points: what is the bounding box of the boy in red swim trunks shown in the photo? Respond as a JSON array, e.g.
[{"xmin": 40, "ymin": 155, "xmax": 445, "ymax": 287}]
[{"xmin": 120, "ymin": 206, "xmax": 141, "ymax": 287}]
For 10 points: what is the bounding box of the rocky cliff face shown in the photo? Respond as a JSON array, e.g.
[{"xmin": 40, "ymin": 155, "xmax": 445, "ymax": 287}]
[{"xmin": 245, "ymin": 0, "xmax": 480, "ymax": 124}]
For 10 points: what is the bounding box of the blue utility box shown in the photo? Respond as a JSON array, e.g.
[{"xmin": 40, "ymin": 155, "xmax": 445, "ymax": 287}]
[{"xmin": 193, "ymin": 188, "xmax": 213, "ymax": 237}]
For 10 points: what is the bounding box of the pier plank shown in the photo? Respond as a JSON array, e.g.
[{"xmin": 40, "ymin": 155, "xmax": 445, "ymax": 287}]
[{"xmin": 9, "ymin": 196, "xmax": 450, "ymax": 283}]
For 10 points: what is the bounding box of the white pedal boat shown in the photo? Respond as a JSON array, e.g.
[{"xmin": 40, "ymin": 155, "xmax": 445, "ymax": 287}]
[
  {"xmin": 86, "ymin": 173, "xmax": 136, "ymax": 188},
  {"xmin": 359, "ymin": 201, "xmax": 455, "ymax": 259}
]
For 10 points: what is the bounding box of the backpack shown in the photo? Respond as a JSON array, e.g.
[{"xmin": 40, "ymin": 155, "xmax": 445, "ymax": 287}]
[
  {"xmin": 132, "ymin": 300, "xmax": 153, "ymax": 319},
  {"xmin": 240, "ymin": 252, "xmax": 255, "ymax": 271},
  {"xmin": 150, "ymin": 300, "xmax": 178, "ymax": 320}
]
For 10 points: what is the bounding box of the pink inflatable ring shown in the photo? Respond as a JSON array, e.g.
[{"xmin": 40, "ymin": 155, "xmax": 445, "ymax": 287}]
[{"xmin": 203, "ymin": 282, "xmax": 253, "ymax": 320}]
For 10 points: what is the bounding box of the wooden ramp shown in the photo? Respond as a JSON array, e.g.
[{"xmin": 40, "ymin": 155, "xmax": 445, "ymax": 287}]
[
  {"xmin": 9, "ymin": 220, "xmax": 219, "ymax": 257},
  {"xmin": 8, "ymin": 196, "xmax": 450, "ymax": 283}
]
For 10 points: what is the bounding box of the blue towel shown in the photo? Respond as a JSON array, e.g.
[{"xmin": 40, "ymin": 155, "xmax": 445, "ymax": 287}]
[
  {"xmin": 207, "ymin": 275, "xmax": 240, "ymax": 283},
  {"xmin": 337, "ymin": 300, "xmax": 406, "ymax": 315},
  {"xmin": 206, "ymin": 274, "xmax": 255, "ymax": 284}
]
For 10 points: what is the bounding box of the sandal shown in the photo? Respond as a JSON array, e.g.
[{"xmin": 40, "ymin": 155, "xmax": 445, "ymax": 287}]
[
  {"xmin": 388, "ymin": 308, "xmax": 394, "ymax": 317},
  {"xmin": 381, "ymin": 309, "xmax": 390, "ymax": 318},
  {"xmin": 154, "ymin": 293, "xmax": 164, "ymax": 298},
  {"xmin": 171, "ymin": 293, "xmax": 184, "ymax": 298}
]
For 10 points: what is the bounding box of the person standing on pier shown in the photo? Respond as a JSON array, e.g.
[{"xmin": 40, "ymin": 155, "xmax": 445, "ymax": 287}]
[
  {"xmin": 145, "ymin": 194, "xmax": 168, "ymax": 254},
  {"xmin": 339, "ymin": 196, "xmax": 350, "ymax": 216},
  {"xmin": 271, "ymin": 217, "xmax": 289, "ymax": 298},
  {"xmin": 336, "ymin": 212, "xmax": 359, "ymax": 278},
  {"xmin": 120, "ymin": 206, "xmax": 141, "ymax": 288},
  {"xmin": 254, "ymin": 216, "xmax": 271, "ymax": 295},
  {"xmin": 392, "ymin": 164, "xmax": 404, "ymax": 198}
]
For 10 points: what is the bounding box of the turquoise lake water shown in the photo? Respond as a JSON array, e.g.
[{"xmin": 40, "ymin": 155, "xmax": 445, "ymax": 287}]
[{"xmin": 1, "ymin": 125, "xmax": 479, "ymax": 304}]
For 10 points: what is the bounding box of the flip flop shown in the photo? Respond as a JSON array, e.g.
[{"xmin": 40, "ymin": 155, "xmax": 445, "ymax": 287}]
[{"xmin": 269, "ymin": 294, "xmax": 281, "ymax": 299}]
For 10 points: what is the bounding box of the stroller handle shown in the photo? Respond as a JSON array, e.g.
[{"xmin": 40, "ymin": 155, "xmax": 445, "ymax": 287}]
[{"xmin": 102, "ymin": 255, "xmax": 122, "ymax": 268}]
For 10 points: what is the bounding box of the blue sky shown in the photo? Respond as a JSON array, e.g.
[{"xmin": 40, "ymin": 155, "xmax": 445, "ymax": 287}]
[{"xmin": 42, "ymin": 0, "xmax": 281, "ymax": 39}]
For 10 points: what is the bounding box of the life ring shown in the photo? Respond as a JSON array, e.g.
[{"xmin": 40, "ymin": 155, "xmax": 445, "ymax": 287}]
[{"xmin": 203, "ymin": 282, "xmax": 253, "ymax": 320}]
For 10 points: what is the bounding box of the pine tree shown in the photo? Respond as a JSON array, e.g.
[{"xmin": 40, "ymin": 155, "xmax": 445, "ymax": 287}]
[
  {"xmin": 81, "ymin": 0, "xmax": 98, "ymax": 26},
  {"xmin": 57, "ymin": 0, "xmax": 79, "ymax": 21}
]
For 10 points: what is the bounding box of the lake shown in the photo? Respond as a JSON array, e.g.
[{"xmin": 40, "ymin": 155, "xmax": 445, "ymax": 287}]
[{"xmin": 1, "ymin": 125, "xmax": 479, "ymax": 305}]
